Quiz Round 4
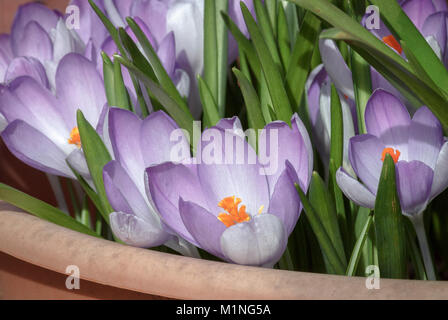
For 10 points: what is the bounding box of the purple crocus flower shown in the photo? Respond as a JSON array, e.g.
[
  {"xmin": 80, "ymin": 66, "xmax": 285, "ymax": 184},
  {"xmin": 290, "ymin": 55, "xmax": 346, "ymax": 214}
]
[
  {"xmin": 336, "ymin": 89, "xmax": 448, "ymax": 280},
  {"xmin": 0, "ymin": 3, "xmax": 88, "ymax": 90},
  {"xmin": 0, "ymin": 53, "xmax": 107, "ymax": 179},
  {"xmin": 336, "ymin": 89, "xmax": 448, "ymax": 217},
  {"xmin": 146, "ymin": 114, "xmax": 313, "ymax": 267},
  {"xmin": 103, "ymin": 107, "xmax": 198, "ymax": 256}
]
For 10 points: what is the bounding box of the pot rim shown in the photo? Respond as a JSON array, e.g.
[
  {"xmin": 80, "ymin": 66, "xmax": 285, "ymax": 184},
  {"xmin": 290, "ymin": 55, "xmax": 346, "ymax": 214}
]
[{"xmin": 1, "ymin": 201, "xmax": 447, "ymax": 300}]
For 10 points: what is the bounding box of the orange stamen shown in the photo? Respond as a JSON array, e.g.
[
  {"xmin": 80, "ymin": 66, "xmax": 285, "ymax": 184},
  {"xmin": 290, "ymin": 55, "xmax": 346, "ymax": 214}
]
[
  {"xmin": 68, "ymin": 127, "xmax": 81, "ymax": 148},
  {"xmin": 381, "ymin": 147, "xmax": 401, "ymax": 163},
  {"xmin": 217, "ymin": 196, "xmax": 251, "ymax": 228},
  {"xmin": 382, "ymin": 35, "xmax": 403, "ymax": 54}
]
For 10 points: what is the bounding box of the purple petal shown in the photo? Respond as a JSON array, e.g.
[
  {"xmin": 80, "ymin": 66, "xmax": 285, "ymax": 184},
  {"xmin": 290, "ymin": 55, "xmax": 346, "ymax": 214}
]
[
  {"xmin": 402, "ymin": 0, "xmax": 436, "ymax": 32},
  {"xmin": 108, "ymin": 108, "xmax": 145, "ymax": 191},
  {"xmin": 0, "ymin": 34, "xmax": 13, "ymax": 81},
  {"xmin": 179, "ymin": 198, "xmax": 226, "ymax": 259},
  {"xmin": 396, "ymin": 160, "xmax": 434, "ymax": 216},
  {"xmin": 103, "ymin": 160, "xmax": 158, "ymax": 224},
  {"xmin": 1, "ymin": 120, "xmax": 73, "ymax": 178},
  {"xmin": 319, "ymin": 39, "xmax": 354, "ymax": 100},
  {"xmin": 140, "ymin": 110, "xmax": 190, "ymax": 167},
  {"xmin": 157, "ymin": 32, "xmax": 176, "ymax": 77},
  {"xmin": 67, "ymin": 148, "xmax": 90, "ymax": 177},
  {"xmin": 13, "ymin": 21, "xmax": 53, "ymax": 62},
  {"xmin": 349, "ymin": 134, "xmax": 385, "ymax": 194},
  {"xmin": 166, "ymin": 0, "xmax": 204, "ymax": 77},
  {"xmin": 146, "ymin": 162, "xmax": 206, "ymax": 246},
  {"xmin": 408, "ymin": 106, "xmax": 443, "ymax": 169},
  {"xmin": 220, "ymin": 214, "xmax": 287, "ymax": 267},
  {"xmin": 56, "ymin": 53, "xmax": 106, "ymax": 129},
  {"xmin": 268, "ymin": 167, "xmax": 301, "ymax": 235},
  {"xmin": 259, "ymin": 115, "xmax": 312, "ymax": 193},
  {"xmin": 365, "ymin": 89, "xmax": 411, "ymax": 159},
  {"xmin": 422, "ymin": 12, "xmax": 448, "ymax": 58},
  {"xmin": 306, "ymin": 64, "xmax": 329, "ymax": 126},
  {"xmin": 52, "ymin": 19, "xmax": 86, "ymax": 63},
  {"xmin": 370, "ymin": 69, "xmax": 405, "ymax": 104},
  {"xmin": 0, "ymin": 77, "xmax": 70, "ymax": 150},
  {"xmin": 197, "ymin": 127, "xmax": 270, "ymax": 217},
  {"xmin": 216, "ymin": 116, "xmax": 243, "ymax": 132},
  {"xmin": 113, "ymin": 0, "xmax": 133, "ymax": 17},
  {"xmin": 432, "ymin": 0, "xmax": 448, "ymax": 11},
  {"xmin": 11, "ymin": 3, "xmax": 58, "ymax": 56},
  {"xmin": 110, "ymin": 211, "xmax": 172, "ymax": 248},
  {"xmin": 430, "ymin": 141, "xmax": 448, "ymax": 200},
  {"xmin": 70, "ymin": 0, "xmax": 108, "ymax": 52},
  {"xmin": 4, "ymin": 57, "xmax": 49, "ymax": 88},
  {"xmin": 131, "ymin": 0, "xmax": 169, "ymax": 43},
  {"xmin": 336, "ymin": 168, "xmax": 376, "ymax": 209}
]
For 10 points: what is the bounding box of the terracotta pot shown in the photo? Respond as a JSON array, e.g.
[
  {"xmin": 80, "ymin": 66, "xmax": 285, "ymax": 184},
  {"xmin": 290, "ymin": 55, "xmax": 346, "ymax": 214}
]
[{"xmin": 1, "ymin": 202, "xmax": 448, "ymax": 300}]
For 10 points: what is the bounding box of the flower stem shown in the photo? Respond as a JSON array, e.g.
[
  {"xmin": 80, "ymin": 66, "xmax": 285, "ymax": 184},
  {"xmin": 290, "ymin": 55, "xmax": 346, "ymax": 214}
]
[
  {"xmin": 46, "ymin": 173, "xmax": 69, "ymax": 214},
  {"xmin": 410, "ymin": 213, "xmax": 436, "ymax": 281}
]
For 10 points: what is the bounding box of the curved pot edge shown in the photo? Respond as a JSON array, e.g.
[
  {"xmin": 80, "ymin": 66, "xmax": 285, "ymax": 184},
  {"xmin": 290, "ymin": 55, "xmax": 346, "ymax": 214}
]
[{"xmin": 1, "ymin": 202, "xmax": 447, "ymax": 300}]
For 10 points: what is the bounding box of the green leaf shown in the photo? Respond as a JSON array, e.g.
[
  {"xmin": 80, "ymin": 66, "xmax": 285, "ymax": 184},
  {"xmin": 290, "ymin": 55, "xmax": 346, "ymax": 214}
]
[
  {"xmin": 374, "ymin": 154, "xmax": 407, "ymax": 279},
  {"xmin": 0, "ymin": 183, "xmax": 99, "ymax": 238},
  {"xmin": 221, "ymin": 12, "xmax": 261, "ymax": 76},
  {"xmin": 102, "ymin": 52, "xmax": 116, "ymax": 106},
  {"xmin": 265, "ymin": 0, "xmax": 278, "ymax": 38},
  {"xmin": 309, "ymin": 172, "xmax": 347, "ymax": 270},
  {"xmin": 330, "ymin": 85, "xmax": 343, "ymax": 169},
  {"xmin": 197, "ymin": 75, "xmax": 221, "ymax": 127},
  {"xmin": 204, "ymin": 0, "xmax": 218, "ymax": 108},
  {"xmin": 285, "ymin": 11, "xmax": 321, "ymax": 111},
  {"xmin": 400, "ymin": 40, "xmax": 445, "ymax": 99},
  {"xmin": 284, "ymin": 1, "xmax": 299, "ymax": 46},
  {"xmin": 354, "ymin": 206, "xmax": 375, "ymax": 273},
  {"xmin": 126, "ymin": 17, "xmax": 190, "ymax": 116},
  {"xmin": 67, "ymin": 161, "xmax": 106, "ymax": 221},
  {"xmin": 277, "ymin": 2, "xmax": 291, "ymax": 69},
  {"xmin": 204, "ymin": 0, "xmax": 228, "ymax": 117},
  {"xmin": 113, "ymin": 57, "xmax": 132, "ymax": 110},
  {"xmin": 232, "ymin": 68, "xmax": 266, "ymax": 131},
  {"xmin": 115, "ymin": 56, "xmax": 195, "ymax": 139},
  {"xmin": 215, "ymin": 0, "xmax": 229, "ymax": 117},
  {"xmin": 77, "ymin": 110, "xmax": 113, "ymax": 224},
  {"xmin": 241, "ymin": 2, "xmax": 293, "ymax": 123},
  {"xmin": 295, "ymin": 183, "xmax": 346, "ymax": 275},
  {"xmin": 350, "ymin": 50, "xmax": 372, "ymax": 134},
  {"xmin": 346, "ymin": 210, "xmax": 373, "ymax": 276},
  {"xmin": 329, "ymin": 159, "xmax": 349, "ymax": 253},
  {"xmin": 253, "ymin": 0, "xmax": 282, "ymax": 74}
]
